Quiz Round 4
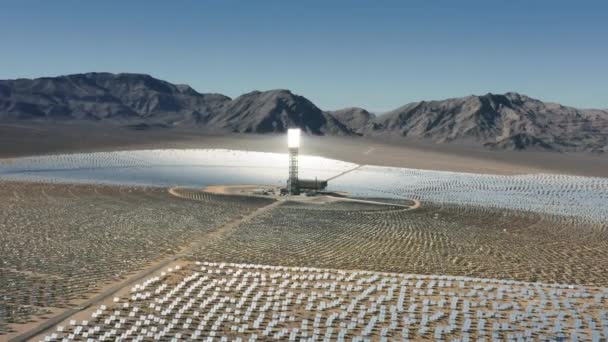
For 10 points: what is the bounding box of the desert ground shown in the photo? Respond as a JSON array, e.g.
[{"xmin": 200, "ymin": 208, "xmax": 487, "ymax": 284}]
[
  {"xmin": 1, "ymin": 122, "xmax": 608, "ymax": 177},
  {"xmin": 1, "ymin": 124, "xmax": 608, "ymax": 341}
]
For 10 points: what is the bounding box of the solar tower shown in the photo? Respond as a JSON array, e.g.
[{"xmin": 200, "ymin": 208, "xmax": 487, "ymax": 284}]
[{"xmin": 287, "ymin": 128, "xmax": 301, "ymax": 195}]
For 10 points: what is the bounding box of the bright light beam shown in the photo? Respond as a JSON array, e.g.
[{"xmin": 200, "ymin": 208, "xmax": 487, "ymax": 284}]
[{"xmin": 287, "ymin": 128, "xmax": 301, "ymax": 148}]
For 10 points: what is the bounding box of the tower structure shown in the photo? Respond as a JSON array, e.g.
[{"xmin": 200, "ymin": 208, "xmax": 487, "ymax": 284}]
[{"xmin": 287, "ymin": 128, "xmax": 301, "ymax": 195}]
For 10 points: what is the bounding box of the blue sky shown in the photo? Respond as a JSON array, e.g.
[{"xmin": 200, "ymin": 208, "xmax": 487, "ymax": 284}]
[{"xmin": 1, "ymin": 0, "xmax": 607, "ymax": 111}]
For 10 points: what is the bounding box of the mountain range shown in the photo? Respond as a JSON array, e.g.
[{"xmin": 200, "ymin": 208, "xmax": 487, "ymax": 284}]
[{"xmin": 1, "ymin": 72, "xmax": 607, "ymax": 152}]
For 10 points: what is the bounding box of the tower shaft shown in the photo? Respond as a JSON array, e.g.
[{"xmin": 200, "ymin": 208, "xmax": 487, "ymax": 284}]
[{"xmin": 288, "ymin": 147, "xmax": 299, "ymax": 195}]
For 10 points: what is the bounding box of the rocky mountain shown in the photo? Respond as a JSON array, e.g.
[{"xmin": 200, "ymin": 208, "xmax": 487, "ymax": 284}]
[
  {"xmin": 0, "ymin": 73, "xmax": 352, "ymax": 135},
  {"xmin": 1, "ymin": 73, "xmax": 607, "ymax": 151},
  {"xmin": 0, "ymin": 73, "xmax": 231, "ymax": 124},
  {"xmin": 326, "ymin": 107, "xmax": 375, "ymax": 135},
  {"xmin": 362, "ymin": 93, "xmax": 608, "ymax": 152},
  {"xmin": 208, "ymin": 89, "xmax": 351, "ymax": 135}
]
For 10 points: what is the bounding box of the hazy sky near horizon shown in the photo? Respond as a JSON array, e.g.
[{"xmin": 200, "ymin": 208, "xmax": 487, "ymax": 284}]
[{"xmin": 1, "ymin": 0, "xmax": 607, "ymax": 112}]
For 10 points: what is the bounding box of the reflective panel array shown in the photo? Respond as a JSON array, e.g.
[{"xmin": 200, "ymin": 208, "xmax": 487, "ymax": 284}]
[
  {"xmin": 329, "ymin": 166, "xmax": 608, "ymax": 222},
  {"xmin": 42, "ymin": 262, "xmax": 608, "ymax": 341},
  {"xmin": 0, "ymin": 182, "xmax": 272, "ymax": 335},
  {"xmin": 196, "ymin": 201, "xmax": 608, "ymax": 286},
  {"xmin": 0, "ymin": 149, "xmax": 358, "ymax": 187}
]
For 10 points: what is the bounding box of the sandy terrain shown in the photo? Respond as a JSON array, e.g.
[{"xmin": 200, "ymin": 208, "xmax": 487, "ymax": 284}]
[
  {"xmin": 198, "ymin": 185, "xmax": 420, "ymax": 209},
  {"xmin": 1, "ymin": 122, "xmax": 607, "ymax": 177},
  {"xmin": 202, "ymin": 185, "xmax": 276, "ymax": 196}
]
